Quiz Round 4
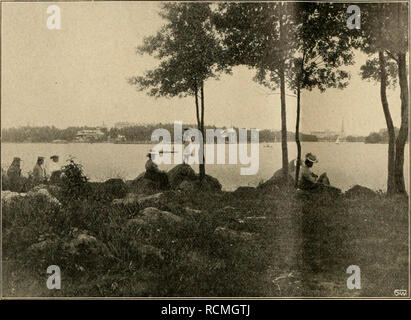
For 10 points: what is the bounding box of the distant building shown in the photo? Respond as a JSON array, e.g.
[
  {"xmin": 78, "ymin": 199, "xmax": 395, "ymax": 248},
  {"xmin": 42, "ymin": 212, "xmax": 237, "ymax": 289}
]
[
  {"xmin": 114, "ymin": 122, "xmax": 137, "ymax": 129},
  {"xmin": 310, "ymin": 130, "xmax": 339, "ymax": 141},
  {"xmin": 76, "ymin": 129, "xmax": 105, "ymax": 142},
  {"xmin": 115, "ymin": 134, "xmax": 126, "ymax": 142}
]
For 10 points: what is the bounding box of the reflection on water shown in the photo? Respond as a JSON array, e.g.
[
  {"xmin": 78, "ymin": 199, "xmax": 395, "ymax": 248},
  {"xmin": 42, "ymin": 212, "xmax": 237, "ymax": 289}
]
[{"xmin": 1, "ymin": 142, "xmax": 409, "ymax": 192}]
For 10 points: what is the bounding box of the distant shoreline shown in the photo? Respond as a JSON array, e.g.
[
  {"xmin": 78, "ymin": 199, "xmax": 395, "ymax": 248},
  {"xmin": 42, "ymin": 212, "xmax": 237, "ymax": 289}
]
[{"xmin": 1, "ymin": 141, "xmax": 372, "ymax": 144}]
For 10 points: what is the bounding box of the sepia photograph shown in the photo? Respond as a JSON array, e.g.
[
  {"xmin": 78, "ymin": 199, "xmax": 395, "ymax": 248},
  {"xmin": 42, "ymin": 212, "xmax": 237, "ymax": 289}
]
[{"xmin": 1, "ymin": 0, "xmax": 409, "ymax": 300}]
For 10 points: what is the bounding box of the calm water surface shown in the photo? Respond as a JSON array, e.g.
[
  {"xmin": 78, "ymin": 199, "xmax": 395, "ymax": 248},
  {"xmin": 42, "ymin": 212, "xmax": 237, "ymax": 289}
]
[{"xmin": 1, "ymin": 142, "xmax": 409, "ymax": 192}]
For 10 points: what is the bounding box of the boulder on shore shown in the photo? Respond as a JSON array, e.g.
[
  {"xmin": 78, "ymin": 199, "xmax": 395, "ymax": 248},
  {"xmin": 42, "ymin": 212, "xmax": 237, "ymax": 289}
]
[
  {"xmin": 345, "ymin": 185, "xmax": 378, "ymax": 199},
  {"xmin": 214, "ymin": 226, "xmax": 254, "ymax": 242},
  {"xmin": 140, "ymin": 207, "xmax": 183, "ymax": 225},
  {"xmin": 113, "ymin": 192, "xmax": 166, "ymax": 211},
  {"xmin": 88, "ymin": 179, "xmax": 128, "ymax": 201},
  {"xmin": 102, "ymin": 178, "xmax": 128, "ymax": 198},
  {"xmin": 27, "ymin": 187, "xmax": 61, "ymax": 207},
  {"xmin": 200, "ymin": 174, "xmax": 222, "ymax": 192},
  {"xmin": 128, "ymin": 173, "xmax": 168, "ymax": 195},
  {"xmin": 232, "ymin": 186, "xmax": 258, "ymax": 198},
  {"xmin": 257, "ymin": 172, "xmax": 294, "ymax": 193},
  {"xmin": 167, "ymin": 164, "xmax": 222, "ymax": 193},
  {"xmin": 1, "ymin": 190, "xmax": 26, "ymax": 207},
  {"xmin": 167, "ymin": 164, "xmax": 197, "ymax": 189}
]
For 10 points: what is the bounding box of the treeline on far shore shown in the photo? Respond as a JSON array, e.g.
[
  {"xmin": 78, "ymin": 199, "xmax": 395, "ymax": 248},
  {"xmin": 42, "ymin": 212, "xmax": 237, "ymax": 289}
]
[{"xmin": 1, "ymin": 125, "xmax": 319, "ymax": 143}]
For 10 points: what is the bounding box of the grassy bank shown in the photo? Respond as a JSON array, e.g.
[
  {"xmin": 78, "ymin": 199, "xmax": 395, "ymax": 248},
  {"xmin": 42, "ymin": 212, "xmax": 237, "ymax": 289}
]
[{"xmin": 2, "ymin": 179, "xmax": 408, "ymax": 297}]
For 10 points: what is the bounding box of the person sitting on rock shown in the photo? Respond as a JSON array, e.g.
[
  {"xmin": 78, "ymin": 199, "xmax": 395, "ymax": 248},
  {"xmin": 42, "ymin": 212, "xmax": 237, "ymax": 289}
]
[
  {"xmin": 298, "ymin": 153, "xmax": 330, "ymax": 191},
  {"xmin": 144, "ymin": 152, "xmax": 170, "ymax": 189},
  {"xmin": 32, "ymin": 156, "xmax": 47, "ymax": 184},
  {"xmin": 6, "ymin": 157, "xmax": 23, "ymax": 191},
  {"xmin": 48, "ymin": 155, "xmax": 63, "ymax": 184},
  {"xmin": 7, "ymin": 157, "xmax": 22, "ymax": 181}
]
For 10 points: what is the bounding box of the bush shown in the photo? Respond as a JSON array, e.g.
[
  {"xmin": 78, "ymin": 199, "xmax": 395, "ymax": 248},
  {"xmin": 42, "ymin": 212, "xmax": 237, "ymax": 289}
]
[{"xmin": 59, "ymin": 159, "xmax": 91, "ymax": 203}]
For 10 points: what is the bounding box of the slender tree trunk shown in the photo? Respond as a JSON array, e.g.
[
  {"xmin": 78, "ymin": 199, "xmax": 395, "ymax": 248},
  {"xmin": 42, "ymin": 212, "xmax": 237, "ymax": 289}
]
[
  {"xmin": 279, "ymin": 67, "xmax": 289, "ymax": 180},
  {"xmin": 199, "ymin": 83, "xmax": 206, "ymax": 181},
  {"xmin": 294, "ymin": 54, "xmax": 305, "ymax": 188},
  {"xmin": 295, "ymin": 84, "xmax": 302, "ymax": 188},
  {"xmin": 278, "ymin": 9, "xmax": 288, "ymax": 181},
  {"xmin": 194, "ymin": 83, "xmax": 200, "ymax": 129},
  {"xmin": 378, "ymin": 51, "xmax": 396, "ymax": 195},
  {"xmin": 394, "ymin": 52, "xmax": 409, "ymax": 194}
]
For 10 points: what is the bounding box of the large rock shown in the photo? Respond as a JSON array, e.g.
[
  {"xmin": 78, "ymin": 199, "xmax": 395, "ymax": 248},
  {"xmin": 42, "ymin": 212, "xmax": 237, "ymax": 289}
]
[
  {"xmin": 128, "ymin": 173, "xmax": 165, "ymax": 195},
  {"xmin": 141, "ymin": 207, "xmax": 183, "ymax": 225},
  {"xmin": 134, "ymin": 243, "xmax": 164, "ymax": 262},
  {"xmin": 184, "ymin": 207, "xmax": 202, "ymax": 219},
  {"xmin": 1, "ymin": 190, "xmax": 26, "ymax": 207},
  {"xmin": 175, "ymin": 173, "xmax": 222, "ymax": 193},
  {"xmin": 258, "ymin": 159, "xmax": 296, "ymax": 192},
  {"xmin": 102, "ymin": 178, "xmax": 128, "ymax": 198},
  {"xmin": 66, "ymin": 233, "xmax": 112, "ymax": 258},
  {"xmin": 177, "ymin": 180, "xmax": 197, "ymax": 193},
  {"xmin": 345, "ymin": 185, "xmax": 378, "ymax": 199},
  {"xmin": 167, "ymin": 164, "xmax": 197, "ymax": 189},
  {"xmin": 200, "ymin": 174, "xmax": 222, "ymax": 192},
  {"xmin": 27, "ymin": 187, "xmax": 61, "ymax": 207},
  {"xmin": 232, "ymin": 186, "xmax": 257, "ymax": 198},
  {"xmin": 258, "ymin": 171, "xmax": 294, "ymax": 192},
  {"xmin": 112, "ymin": 193, "xmax": 140, "ymax": 207},
  {"xmin": 113, "ymin": 192, "xmax": 165, "ymax": 210},
  {"xmin": 88, "ymin": 179, "xmax": 128, "ymax": 201},
  {"xmin": 214, "ymin": 226, "xmax": 254, "ymax": 242},
  {"xmin": 137, "ymin": 192, "xmax": 165, "ymax": 209}
]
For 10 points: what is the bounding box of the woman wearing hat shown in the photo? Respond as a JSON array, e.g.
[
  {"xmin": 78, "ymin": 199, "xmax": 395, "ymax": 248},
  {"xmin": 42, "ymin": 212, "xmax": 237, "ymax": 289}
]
[
  {"xmin": 32, "ymin": 156, "xmax": 47, "ymax": 184},
  {"xmin": 49, "ymin": 155, "xmax": 62, "ymax": 184},
  {"xmin": 298, "ymin": 153, "xmax": 330, "ymax": 191},
  {"xmin": 6, "ymin": 157, "xmax": 23, "ymax": 191},
  {"xmin": 7, "ymin": 157, "xmax": 22, "ymax": 180}
]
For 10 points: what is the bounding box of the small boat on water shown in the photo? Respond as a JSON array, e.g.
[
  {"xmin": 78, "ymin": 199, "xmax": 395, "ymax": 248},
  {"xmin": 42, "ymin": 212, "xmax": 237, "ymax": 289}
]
[{"xmin": 52, "ymin": 139, "xmax": 68, "ymax": 144}]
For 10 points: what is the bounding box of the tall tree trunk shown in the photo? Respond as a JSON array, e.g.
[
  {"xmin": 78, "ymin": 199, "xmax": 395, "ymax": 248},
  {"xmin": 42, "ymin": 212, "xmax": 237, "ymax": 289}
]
[
  {"xmin": 280, "ymin": 67, "xmax": 289, "ymax": 180},
  {"xmin": 194, "ymin": 83, "xmax": 200, "ymax": 129},
  {"xmin": 295, "ymin": 84, "xmax": 302, "ymax": 188},
  {"xmin": 294, "ymin": 54, "xmax": 305, "ymax": 188},
  {"xmin": 394, "ymin": 52, "xmax": 409, "ymax": 194},
  {"xmin": 278, "ymin": 8, "xmax": 288, "ymax": 180},
  {"xmin": 378, "ymin": 51, "xmax": 396, "ymax": 195},
  {"xmin": 199, "ymin": 83, "xmax": 206, "ymax": 181}
]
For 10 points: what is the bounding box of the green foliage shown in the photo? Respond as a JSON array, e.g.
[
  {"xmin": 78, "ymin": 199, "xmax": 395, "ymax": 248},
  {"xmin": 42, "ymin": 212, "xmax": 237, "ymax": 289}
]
[
  {"xmin": 129, "ymin": 2, "xmax": 229, "ymax": 98},
  {"xmin": 214, "ymin": 2, "xmax": 355, "ymax": 93},
  {"xmin": 365, "ymin": 132, "xmax": 383, "ymax": 144},
  {"xmin": 345, "ymin": 135, "xmax": 365, "ymax": 142},
  {"xmin": 360, "ymin": 55, "xmax": 398, "ymax": 87},
  {"xmin": 59, "ymin": 159, "xmax": 90, "ymax": 203},
  {"xmin": 1, "ymin": 126, "xmax": 107, "ymax": 143}
]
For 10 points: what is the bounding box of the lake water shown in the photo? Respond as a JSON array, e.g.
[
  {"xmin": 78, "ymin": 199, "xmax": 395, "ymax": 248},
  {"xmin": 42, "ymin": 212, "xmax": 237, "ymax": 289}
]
[{"xmin": 1, "ymin": 142, "xmax": 409, "ymax": 192}]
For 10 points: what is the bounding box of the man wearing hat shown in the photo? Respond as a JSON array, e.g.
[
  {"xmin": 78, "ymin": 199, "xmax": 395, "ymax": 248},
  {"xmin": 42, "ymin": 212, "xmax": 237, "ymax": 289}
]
[
  {"xmin": 49, "ymin": 155, "xmax": 62, "ymax": 184},
  {"xmin": 298, "ymin": 153, "xmax": 330, "ymax": 190},
  {"xmin": 32, "ymin": 156, "xmax": 47, "ymax": 184}
]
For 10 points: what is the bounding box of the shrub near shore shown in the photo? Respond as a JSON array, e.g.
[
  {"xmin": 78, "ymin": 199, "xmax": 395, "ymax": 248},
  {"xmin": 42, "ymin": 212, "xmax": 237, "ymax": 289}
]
[{"xmin": 2, "ymin": 162, "xmax": 409, "ymax": 297}]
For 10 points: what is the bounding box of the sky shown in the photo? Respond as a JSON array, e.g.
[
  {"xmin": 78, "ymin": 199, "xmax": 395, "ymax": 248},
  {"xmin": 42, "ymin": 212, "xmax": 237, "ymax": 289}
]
[{"xmin": 1, "ymin": 1, "xmax": 405, "ymax": 136}]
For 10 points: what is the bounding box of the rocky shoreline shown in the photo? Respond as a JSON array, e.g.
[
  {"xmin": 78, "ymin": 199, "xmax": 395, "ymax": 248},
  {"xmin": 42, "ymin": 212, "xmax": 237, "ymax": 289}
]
[{"xmin": 2, "ymin": 163, "xmax": 408, "ymax": 297}]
